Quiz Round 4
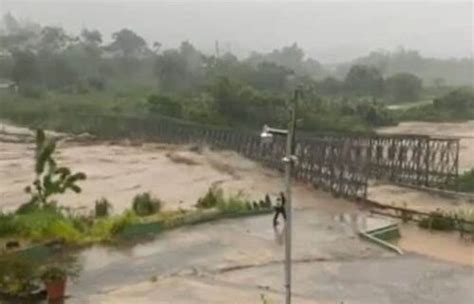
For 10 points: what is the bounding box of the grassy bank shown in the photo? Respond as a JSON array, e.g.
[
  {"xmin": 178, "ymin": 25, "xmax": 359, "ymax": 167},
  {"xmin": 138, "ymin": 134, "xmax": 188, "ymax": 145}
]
[
  {"xmin": 0, "ymin": 200, "xmax": 272, "ymax": 246},
  {"xmin": 456, "ymin": 169, "xmax": 474, "ymax": 193}
]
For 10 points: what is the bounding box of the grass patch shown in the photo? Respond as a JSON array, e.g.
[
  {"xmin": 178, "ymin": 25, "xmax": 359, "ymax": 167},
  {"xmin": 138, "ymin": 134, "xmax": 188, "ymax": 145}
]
[
  {"xmin": 456, "ymin": 169, "xmax": 474, "ymax": 193},
  {"xmin": 196, "ymin": 186, "xmax": 223, "ymax": 209},
  {"xmin": 0, "ymin": 213, "xmax": 17, "ymax": 238},
  {"xmin": 418, "ymin": 211, "xmax": 456, "ymax": 231},
  {"xmin": 0, "ymin": 207, "xmax": 139, "ymax": 245},
  {"xmin": 418, "ymin": 209, "xmax": 474, "ymax": 232},
  {"xmin": 13, "ymin": 209, "xmax": 84, "ymax": 243},
  {"xmin": 0, "ymin": 256, "xmax": 41, "ymax": 297},
  {"xmin": 88, "ymin": 211, "xmax": 138, "ymax": 242},
  {"xmin": 216, "ymin": 193, "xmax": 251, "ymax": 213}
]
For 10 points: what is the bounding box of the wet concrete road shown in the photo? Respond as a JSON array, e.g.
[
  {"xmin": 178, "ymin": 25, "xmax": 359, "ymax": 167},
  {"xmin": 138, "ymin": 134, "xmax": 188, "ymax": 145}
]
[{"xmin": 65, "ymin": 209, "xmax": 474, "ymax": 303}]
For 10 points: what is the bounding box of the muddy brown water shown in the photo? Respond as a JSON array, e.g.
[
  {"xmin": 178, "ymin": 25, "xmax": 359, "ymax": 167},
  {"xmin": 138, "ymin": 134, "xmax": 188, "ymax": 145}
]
[
  {"xmin": 0, "ymin": 122, "xmax": 356, "ymax": 215},
  {"xmin": 1, "ymin": 122, "xmax": 473, "ymax": 267},
  {"xmin": 395, "ymin": 223, "xmax": 474, "ymax": 266},
  {"xmin": 378, "ymin": 120, "xmax": 474, "ymax": 172}
]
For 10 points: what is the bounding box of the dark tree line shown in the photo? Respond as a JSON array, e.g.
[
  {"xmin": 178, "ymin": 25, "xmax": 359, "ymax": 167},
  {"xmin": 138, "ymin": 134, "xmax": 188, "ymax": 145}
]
[
  {"xmin": 315, "ymin": 65, "xmax": 423, "ymax": 103},
  {"xmin": 1, "ymin": 14, "xmax": 470, "ymax": 133}
]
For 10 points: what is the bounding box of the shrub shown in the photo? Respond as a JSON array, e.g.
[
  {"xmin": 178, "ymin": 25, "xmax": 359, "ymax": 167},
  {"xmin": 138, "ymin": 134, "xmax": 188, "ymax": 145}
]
[
  {"xmin": 40, "ymin": 266, "xmax": 66, "ymax": 283},
  {"xmin": 132, "ymin": 192, "xmax": 162, "ymax": 216},
  {"xmin": 87, "ymin": 77, "xmax": 105, "ymax": 91},
  {"xmin": 456, "ymin": 169, "xmax": 474, "ymax": 193},
  {"xmin": 89, "ymin": 211, "xmax": 138, "ymax": 241},
  {"xmin": 0, "ymin": 256, "xmax": 40, "ymax": 296},
  {"xmin": 25, "ymin": 129, "xmax": 87, "ymax": 208},
  {"xmin": 15, "ymin": 202, "xmax": 40, "ymax": 215},
  {"xmin": 418, "ymin": 211, "xmax": 456, "ymax": 231},
  {"xmin": 196, "ymin": 187, "xmax": 223, "ymax": 209},
  {"xmin": 147, "ymin": 94, "xmax": 183, "ymax": 118},
  {"xmin": 216, "ymin": 194, "xmax": 249, "ymax": 213},
  {"xmin": 18, "ymin": 85, "xmax": 43, "ymax": 99},
  {"xmin": 14, "ymin": 209, "xmax": 83, "ymax": 243},
  {"xmin": 95, "ymin": 198, "xmax": 112, "ymax": 218},
  {"xmin": 0, "ymin": 212, "xmax": 17, "ymax": 237}
]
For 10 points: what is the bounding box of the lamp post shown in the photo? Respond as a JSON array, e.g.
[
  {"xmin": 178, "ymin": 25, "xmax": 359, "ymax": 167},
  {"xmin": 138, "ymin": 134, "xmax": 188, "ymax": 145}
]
[{"xmin": 260, "ymin": 87, "xmax": 300, "ymax": 304}]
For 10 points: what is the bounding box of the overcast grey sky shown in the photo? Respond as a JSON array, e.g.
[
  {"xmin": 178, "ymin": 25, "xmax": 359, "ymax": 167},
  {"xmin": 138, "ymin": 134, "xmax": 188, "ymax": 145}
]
[{"xmin": 0, "ymin": 0, "xmax": 472, "ymax": 63}]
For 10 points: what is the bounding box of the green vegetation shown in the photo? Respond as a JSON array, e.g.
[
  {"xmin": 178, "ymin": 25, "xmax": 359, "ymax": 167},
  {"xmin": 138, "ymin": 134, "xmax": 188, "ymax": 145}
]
[
  {"xmin": 0, "ymin": 256, "xmax": 40, "ymax": 297},
  {"xmin": 22, "ymin": 129, "xmax": 86, "ymax": 210},
  {"xmin": 132, "ymin": 192, "xmax": 163, "ymax": 216},
  {"xmin": 456, "ymin": 169, "xmax": 474, "ymax": 193},
  {"xmin": 0, "ymin": 206, "xmax": 138, "ymax": 244},
  {"xmin": 196, "ymin": 186, "xmax": 223, "ymax": 209},
  {"xmin": 418, "ymin": 209, "xmax": 474, "ymax": 232},
  {"xmin": 1, "ymin": 15, "xmax": 471, "ymax": 135},
  {"xmin": 0, "ymin": 130, "xmax": 270, "ymax": 247},
  {"xmin": 395, "ymin": 88, "xmax": 474, "ymax": 122},
  {"xmin": 0, "ymin": 213, "xmax": 17, "ymax": 237},
  {"xmin": 40, "ymin": 266, "xmax": 66, "ymax": 283},
  {"xmin": 344, "ymin": 48, "xmax": 472, "ymax": 87},
  {"xmin": 418, "ymin": 211, "xmax": 456, "ymax": 231},
  {"xmin": 196, "ymin": 187, "xmax": 272, "ymax": 213},
  {"xmin": 0, "ymin": 14, "xmax": 472, "ymax": 138},
  {"xmin": 385, "ymin": 73, "xmax": 423, "ymax": 103},
  {"xmin": 94, "ymin": 198, "xmax": 112, "ymax": 218}
]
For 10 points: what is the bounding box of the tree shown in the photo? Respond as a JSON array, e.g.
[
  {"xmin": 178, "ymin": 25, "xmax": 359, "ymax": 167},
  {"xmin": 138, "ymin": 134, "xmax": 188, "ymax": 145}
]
[
  {"xmin": 385, "ymin": 73, "xmax": 422, "ymax": 102},
  {"xmin": 11, "ymin": 50, "xmax": 40, "ymax": 85},
  {"xmin": 249, "ymin": 61, "xmax": 292, "ymax": 92},
  {"xmin": 0, "ymin": 14, "xmax": 40, "ymax": 52},
  {"xmin": 147, "ymin": 94, "xmax": 183, "ymax": 118},
  {"xmin": 39, "ymin": 26, "xmax": 70, "ymax": 53},
  {"xmin": 154, "ymin": 41, "xmax": 205, "ymax": 92},
  {"xmin": 433, "ymin": 88, "xmax": 474, "ymax": 111},
  {"xmin": 23, "ymin": 130, "xmax": 86, "ymax": 209},
  {"xmin": 316, "ymin": 77, "xmax": 344, "ymax": 95},
  {"xmin": 107, "ymin": 28, "xmax": 147, "ymax": 57},
  {"xmin": 210, "ymin": 77, "xmax": 246, "ymax": 121},
  {"xmin": 80, "ymin": 29, "xmax": 102, "ymax": 45},
  {"xmin": 152, "ymin": 41, "xmax": 162, "ymax": 53},
  {"xmin": 2, "ymin": 13, "xmax": 20, "ymax": 34},
  {"xmin": 154, "ymin": 49, "xmax": 187, "ymax": 91},
  {"xmin": 345, "ymin": 65, "xmax": 384, "ymax": 97}
]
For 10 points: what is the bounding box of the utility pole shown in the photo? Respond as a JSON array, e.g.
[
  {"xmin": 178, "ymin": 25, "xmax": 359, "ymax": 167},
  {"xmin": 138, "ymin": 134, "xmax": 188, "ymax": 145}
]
[
  {"xmin": 260, "ymin": 87, "xmax": 300, "ymax": 304},
  {"xmin": 283, "ymin": 88, "xmax": 298, "ymax": 304}
]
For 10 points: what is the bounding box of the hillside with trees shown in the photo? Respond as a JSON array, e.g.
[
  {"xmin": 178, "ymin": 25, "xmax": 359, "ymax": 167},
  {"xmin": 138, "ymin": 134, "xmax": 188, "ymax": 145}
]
[{"xmin": 0, "ymin": 14, "xmax": 472, "ymax": 135}]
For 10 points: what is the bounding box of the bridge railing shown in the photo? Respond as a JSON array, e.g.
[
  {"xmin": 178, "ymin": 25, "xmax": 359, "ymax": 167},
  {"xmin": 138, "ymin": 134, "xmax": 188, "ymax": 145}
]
[{"xmin": 1, "ymin": 110, "xmax": 459, "ymax": 197}]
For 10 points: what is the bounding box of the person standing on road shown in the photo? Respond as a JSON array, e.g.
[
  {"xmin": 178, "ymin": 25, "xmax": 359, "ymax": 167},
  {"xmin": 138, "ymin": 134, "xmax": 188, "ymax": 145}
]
[{"xmin": 273, "ymin": 192, "xmax": 287, "ymax": 227}]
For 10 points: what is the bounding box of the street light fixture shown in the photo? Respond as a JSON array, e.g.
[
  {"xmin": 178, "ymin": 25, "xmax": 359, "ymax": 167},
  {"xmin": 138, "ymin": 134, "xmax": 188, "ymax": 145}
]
[{"xmin": 260, "ymin": 87, "xmax": 300, "ymax": 304}]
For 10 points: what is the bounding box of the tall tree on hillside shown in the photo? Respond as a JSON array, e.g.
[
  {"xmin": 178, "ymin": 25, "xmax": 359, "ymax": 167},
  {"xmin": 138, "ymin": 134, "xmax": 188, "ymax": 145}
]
[
  {"xmin": 11, "ymin": 50, "xmax": 40, "ymax": 85},
  {"xmin": 38, "ymin": 26, "xmax": 71, "ymax": 53},
  {"xmin": 385, "ymin": 73, "xmax": 422, "ymax": 102},
  {"xmin": 107, "ymin": 28, "xmax": 147, "ymax": 57},
  {"xmin": 81, "ymin": 29, "xmax": 102, "ymax": 46},
  {"xmin": 154, "ymin": 49, "xmax": 187, "ymax": 91},
  {"xmin": 79, "ymin": 28, "xmax": 103, "ymax": 59},
  {"xmin": 345, "ymin": 65, "xmax": 384, "ymax": 97},
  {"xmin": 250, "ymin": 61, "xmax": 293, "ymax": 92},
  {"xmin": 316, "ymin": 77, "xmax": 344, "ymax": 96}
]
